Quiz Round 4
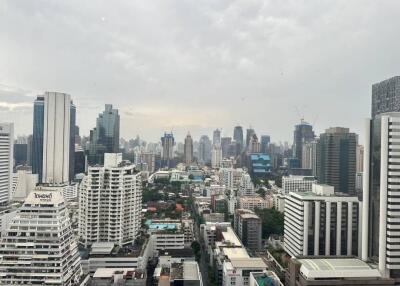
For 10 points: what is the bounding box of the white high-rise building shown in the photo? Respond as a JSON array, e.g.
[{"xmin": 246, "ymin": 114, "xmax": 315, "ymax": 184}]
[
  {"xmin": 285, "ymin": 184, "xmax": 360, "ymax": 258},
  {"xmin": 0, "ymin": 123, "xmax": 13, "ymax": 205},
  {"xmin": 11, "ymin": 168, "xmax": 38, "ymax": 201},
  {"xmin": 356, "ymin": 145, "xmax": 364, "ymax": 173},
  {"xmin": 42, "ymin": 92, "xmax": 73, "ymax": 184},
  {"xmin": 0, "ymin": 187, "xmax": 82, "ymax": 285},
  {"xmin": 79, "ymin": 153, "xmax": 142, "ymax": 247},
  {"xmin": 239, "ymin": 173, "xmax": 255, "ymax": 196},
  {"xmin": 282, "ymin": 175, "xmax": 316, "ymax": 194},
  {"xmin": 301, "ymin": 141, "xmax": 318, "ymax": 176},
  {"xmin": 211, "ymin": 144, "xmax": 222, "ymax": 168},
  {"xmin": 362, "ymin": 113, "xmax": 400, "ymax": 277}
]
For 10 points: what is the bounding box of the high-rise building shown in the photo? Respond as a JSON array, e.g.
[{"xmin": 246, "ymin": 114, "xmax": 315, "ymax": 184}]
[
  {"xmin": 246, "ymin": 128, "xmax": 256, "ymax": 150},
  {"xmin": 362, "ymin": 112, "xmax": 400, "ymax": 278},
  {"xmin": 293, "ymin": 120, "xmax": 315, "ymax": 163},
  {"xmin": 184, "ymin": 133, "xmax": 193, "ymax": 165},
  {"xmin": 233, "ymin": 126, "xmax": 244, "ymax": 150},
  {"xmin": 211, "ymin": 144, "xmax": 222, "ymax": 168},
  {"xmin": 0, "ymin": 187, "xmax": 83, "ymax": 285},
  {"xmin": 234, "ymin": 209, "xmax": 262, "ymax": 252},
  {"xmin": 198, "ymin": 135, "xmax": 211, "ymax": 164},
  {"xmin": 161, "ymin": 132, "xmax": 175, "ymax": 167},
  {"xmin": 260, "ymin": 135, "xmax": 270, "ymax": 154},
  {"xmin": 301, "ymin": 140, "xmax": 318, "ymax": 176},
  {"xmin": 213, "ymin": 129, "xmax": 221, "ymax": 145},
  {"xmin": 32, "ymin": 96, "xmax": 44, "ymax": 182},
  {"xmin": 317, "ymin": 127, "xmax": 357, "ymax": 194},
  {"xmin": 239, "ymin": 173, "xmax": 255, "ymax": 196},
  {"xmin": 26, "ymin": 134, "xmax": 33, "ymax": 167},
  {"xmin": 282, "ymin": 175, "xmax": 316, "ymax": 194},
  {"xmin": 221, "ymin": 137, "xmax": 232, "ymax": 158},
  {"xmin": 88, "ymin": 104, "xmax": 120, "ymax": 165},
  {"xmin": 13, "ymin": 142, "xmax": 27, "ymax": 167},
  {"xmin": 371, "ymin": 76, "xmax": 400, "ymax": 118},
  {"xmin": 79, "ymin": 153, "xmax": 142, "ymax": 247},
  {"xmin": 140, "ymin": 152, "xmax": 155, "ymax": 173},
  {"xmin": 42, "ymin": 92, "xmax": 75, "ymax": 184},
  {"xmin": 249, "ymin": 134, "xmax": 261, "ymax": 153},
  {"xmin": 11, "ymin": 167, "xmax": 38, "ymax": 202},
  {"xmin": 356, "ymin": 145, "xmax": 364, "ymax": 173},
  {"xmin": 284, "ymin": 184, "xmax": 360, "ymax": 257},
  {"xmin": 0, "ymin": 123, "xmax": 13, "ymax": 205}
]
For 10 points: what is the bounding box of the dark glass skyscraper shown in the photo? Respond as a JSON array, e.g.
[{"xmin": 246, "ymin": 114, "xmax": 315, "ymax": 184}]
[
  {"xmin": 32, "ymin": 96, "xmax": 44, "ymax": 182},
  {"xmin": 260, "ymin": 135, "xmax": 270, "ymax": 154},
  {"xmin": 233, "ymin": 126, "xmax": 243, "ymax": 150},
  {"xmin": 88, "ymin": 104, "xmax": 120, "ymax": 165},
  {"xmin": 293, "ymin": 120, "xmax": 315, "ymax": 163},
  {"xmin": 317, "ymin": 127, "xmax": 357, "ymax": 194},
  {"xmin": 69, "ymin": 104, "xmax": 76, "ymax": 181}
]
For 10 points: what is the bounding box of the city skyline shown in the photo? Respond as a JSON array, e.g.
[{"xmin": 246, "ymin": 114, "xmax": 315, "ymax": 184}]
[{"xmin": 2, "ymin": 1, "xmax": 400, "ymax": 142}]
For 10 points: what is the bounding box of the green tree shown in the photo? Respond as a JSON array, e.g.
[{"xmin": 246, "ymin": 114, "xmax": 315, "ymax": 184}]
[
  {"xmin": 191, "ymin": 241, "xmax": 201, "ymax": 261},
  {"xmin": 255, "ymin": 208, "xmax": 284, "ymax": 239}
]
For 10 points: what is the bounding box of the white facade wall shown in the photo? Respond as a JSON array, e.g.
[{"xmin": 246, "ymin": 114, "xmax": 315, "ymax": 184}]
[
  {"xmin": 282, "ymin": 176, "xmax": 316, "ymax": 194},
  {"xmin": 0, "ymin": 123, "xmax": 13, "ymax": 204},
  {"xmin": 42, "ymin": 92, "xmax": 71, "ymax": 184},
  {"xmin": 79, "ymin": 156, "xmax": 142, "ymax": 247},
  {"xmin": 0, "ymin": 188, "xmax": 82, "ymax": 285},
  {"xmin": 11, "ymin": 169, "xmax": 38, "ymax": 201}
]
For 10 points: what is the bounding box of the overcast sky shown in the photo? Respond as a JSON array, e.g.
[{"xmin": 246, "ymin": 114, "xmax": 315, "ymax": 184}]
[{"xmin": 1, "ymin": 0, "xmax": 400, "ymax": 143}]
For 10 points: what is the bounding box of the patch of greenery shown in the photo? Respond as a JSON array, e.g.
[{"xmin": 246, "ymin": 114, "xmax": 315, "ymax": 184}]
[{"xmin": 255, "ymin": 208, "xmax": 284, "ymax": 239}]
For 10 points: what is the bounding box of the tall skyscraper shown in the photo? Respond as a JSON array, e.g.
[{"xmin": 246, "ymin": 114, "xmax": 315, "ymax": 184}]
[
  {"xmin": 233, "ymin": 126, "xmax": 244, "ymax": 150},
  {"xmin": 161, "ymin": 132, "xmax": 175, "ymax": 167},
  {"xmin": 0, "ymin": 123, "xmax": 13, "ymax": 205},
  {"xmin": 245, "ymin": 128, "xmax": 255, "ymax": 150},
  {"xmin": 198, "ymin": 135, "xmax": 211, "ymax": 164},
  {"xmin": 260, "ymin": 135, "xmax": 270, "ymax": 154},
  {"xmin": 88, "ymin": 104, "xmax": 120, "ymax": 165},
  {"xmin": 213, "ymin": 128, "xmax": 221, "ymax": 145},
  {"xmin": 32, "ymin": 96, "xmax": 44, "ymax": 182},
  {"xmin": 0, "ymin": 187, "xmax": 83, "ymax": 284},
  {"xmin": 249, "ymin": 134, "xmax": 261, "ymax": 153},
  {"xmin": 221, "ymin": 137, "xmax": 232, "ymax": 158},
  {"xmin": 362, "ymin": 112, "xmax": 400, "ymax": 278},
  {"xmin": 184, "ymin": 133, "xmax": 193, "ymax": 165},
  {"xmin": 13, "ymin": 142, "xmax": 27, "ymax": 167},
  {"xmin": 371, "ymin": 76, "xmax": 400, "ymax": 118},
  {"xmin": 301, "ymin": 140, "xmax": 318, "ymax": 176},
  {"xmin": 317, "ymin": 127, "xmax": 357, "ymax": 194},
  {"xmin": 293, "ymin": 120, "xmax": 315, "ymax": 163},
  {"xmin": 79, "ymin": 153, "xmax": 142, "ymax": 247},
  {"xmin": 356, "ymin": 145, "xmax": 364, "ymax": 173},
  {"xmin": 211, "ymin": 144, "xmax": 222, "ymax": 168},
  {"xmin": 42, "ymin": 92, "xmax": 75, "ymax": 184}
]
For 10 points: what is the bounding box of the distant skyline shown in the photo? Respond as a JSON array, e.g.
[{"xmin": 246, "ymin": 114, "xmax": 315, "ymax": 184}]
[{"xmin": 1, "ymin": 1, "xmax": 400, "ymax": 142}]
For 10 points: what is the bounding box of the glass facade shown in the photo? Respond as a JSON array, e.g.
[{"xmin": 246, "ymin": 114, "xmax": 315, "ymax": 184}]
[
  {"xmin": 88, "ymin": 104, "xmax": 120, "ymax": 165},
  {"xmin": 32, "ymin": 97, "xmax": 44, "ymax": 182}
]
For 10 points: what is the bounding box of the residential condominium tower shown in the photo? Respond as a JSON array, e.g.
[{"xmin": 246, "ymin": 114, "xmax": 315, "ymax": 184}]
[
  {"xmin": 0, "ymin": 187, "xmax": 82, "ymax": 285},
  {"xmin": 0, "ymin": 123, "xmax": 13, "ymax": 205},
  {"xmin": 79, "ymin": 153, "xmax": 142, "ymax": 247}
]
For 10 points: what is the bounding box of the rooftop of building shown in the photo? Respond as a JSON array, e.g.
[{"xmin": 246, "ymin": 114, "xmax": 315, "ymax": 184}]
[
  {"xmin": 297, "ymin": 258, "xmax": 381, "ymax": 279},
  {"xmin": 93, "ymin": 268, "xmax": 145, "ymax": 280},
  {"xmin": 159, "ymin": 248, "xmax": 194, "ymax": 258},
  {"xmin": 252, "ymin": 271, "xmax": 283, "ymax": 286},
  {"xmin": 226, "ymin": 257, "xmax": 267, "ymax": 269},
  {"xmin": 221, "ymin": 227, "xmax": 243, "ymax": 247},
  {"xmin": 222, "ymin": 247, "xmax": 249, "ymax": 259}
]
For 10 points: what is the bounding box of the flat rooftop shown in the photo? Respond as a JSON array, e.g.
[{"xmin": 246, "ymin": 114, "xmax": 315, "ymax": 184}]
[
  {"xmin": 90, "ymin": 242, "xmax": 115, "ymax": 255},
  {"xmin": 221, "ymin": 227, "xmax": 243, "ymax": 247},
  {"xmin": 230, "ymin": 258, "xmax": 267, "ymax": 269},
  {"xmin": 298, "ymin": 258, "xmax": 382, "ymax": 279},
  {"xmin": 222, "ymin": 247, "xmax": 249, "ymax": 259}
]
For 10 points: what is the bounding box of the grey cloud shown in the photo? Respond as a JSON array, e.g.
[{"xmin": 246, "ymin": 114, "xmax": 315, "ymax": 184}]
[{"xmin": 1, "ymin": 0, "xmax": 400, "ymax": 142}]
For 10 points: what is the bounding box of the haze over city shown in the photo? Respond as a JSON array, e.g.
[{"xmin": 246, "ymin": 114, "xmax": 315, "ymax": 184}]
[{"xmin": 2, "ymin": 0, "xmax": 400, "ymax": 141}]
